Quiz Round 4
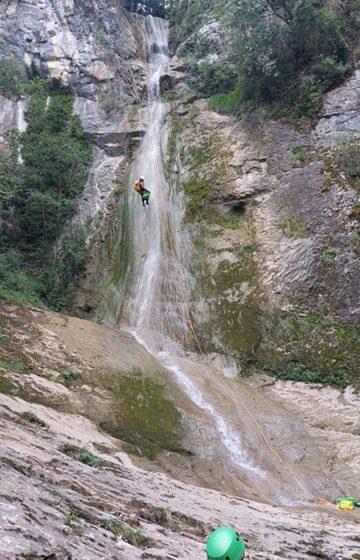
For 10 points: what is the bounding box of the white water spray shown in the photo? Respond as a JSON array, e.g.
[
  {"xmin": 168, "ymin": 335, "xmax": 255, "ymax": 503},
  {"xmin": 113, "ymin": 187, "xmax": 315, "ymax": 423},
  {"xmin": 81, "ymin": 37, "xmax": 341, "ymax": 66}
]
[{"xmin": 17, "ymin": 100, "xmax": 27, "ymax": 164}]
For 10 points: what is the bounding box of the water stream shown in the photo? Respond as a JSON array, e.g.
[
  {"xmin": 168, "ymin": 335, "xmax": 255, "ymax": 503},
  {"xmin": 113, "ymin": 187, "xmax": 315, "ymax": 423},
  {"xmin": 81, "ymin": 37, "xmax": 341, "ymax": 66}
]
[{"xmin": 117, "ymin": 16, "xmax": 268, "ymax": 488}]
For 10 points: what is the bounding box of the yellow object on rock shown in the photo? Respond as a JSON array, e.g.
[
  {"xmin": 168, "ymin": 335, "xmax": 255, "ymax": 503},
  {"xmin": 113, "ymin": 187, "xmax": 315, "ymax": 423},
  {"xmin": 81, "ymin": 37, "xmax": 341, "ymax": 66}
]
[{"xmin": 337, "ymin": 500, "xmax": 355, "ymax": 510}]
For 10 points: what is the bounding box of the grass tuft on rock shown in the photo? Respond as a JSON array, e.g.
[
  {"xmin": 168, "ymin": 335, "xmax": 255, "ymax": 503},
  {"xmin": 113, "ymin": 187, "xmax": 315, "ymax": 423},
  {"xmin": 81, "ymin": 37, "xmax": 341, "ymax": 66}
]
[
  {"xmin": 62, "ymin": 445, "xmax": 104, "ymax": 468},
  {"xmin": 101, "ymin": 518, "xmax": 153, "ymax": 547},
  {"xmin": 20, "ymin": 411, "xmax": 47, "ymax": 427}
]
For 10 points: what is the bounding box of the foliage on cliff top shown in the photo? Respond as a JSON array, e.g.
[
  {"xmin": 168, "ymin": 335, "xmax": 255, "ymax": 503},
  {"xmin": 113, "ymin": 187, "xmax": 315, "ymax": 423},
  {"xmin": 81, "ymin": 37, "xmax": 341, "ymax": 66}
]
[{"xmin": 177, "ymin": 0, "xmax": 355, "ymax": 121}]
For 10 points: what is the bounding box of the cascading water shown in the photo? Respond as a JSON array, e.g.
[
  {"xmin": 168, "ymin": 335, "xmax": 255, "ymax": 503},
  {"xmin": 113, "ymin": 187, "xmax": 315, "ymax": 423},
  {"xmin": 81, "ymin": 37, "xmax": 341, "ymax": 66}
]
[
  {"xmin": 116, "ymin": 15, "xmax": 266, "ymax": 486},
  {"xmin": 121, "ymin": 16, "xmax": 193, "ymax": 355}
]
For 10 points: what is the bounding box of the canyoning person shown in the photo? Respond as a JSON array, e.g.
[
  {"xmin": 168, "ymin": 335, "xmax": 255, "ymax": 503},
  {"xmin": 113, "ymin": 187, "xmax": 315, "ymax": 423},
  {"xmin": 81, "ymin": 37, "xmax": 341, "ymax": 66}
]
[
  {"xmin": 133, "ymin": 176, "xmax": 150, "ymax": 207},
  {"xmin": 205, "ymin": 527, "xmax": 246, "ymax": 560}
]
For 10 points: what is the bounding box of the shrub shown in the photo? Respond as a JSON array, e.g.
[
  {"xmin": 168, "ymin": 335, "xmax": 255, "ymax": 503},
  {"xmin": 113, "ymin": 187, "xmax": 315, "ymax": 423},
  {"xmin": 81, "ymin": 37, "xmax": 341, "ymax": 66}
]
[
  {"xmin": 62, "ymin": 445, "xmax": 104, "ymax": 468},
  {"xmin": 101, "ymin": 518, "xmax": 152, "ymax": 547},
  {"xmin": 0, "ymin": 250, "xmax": 44, "ymax": 306},
  {"xmin": 0, "ymin": 58, "xmax": 25, "ymax": 99},
  {"xmin": 186, "ymin": 60, "xmax": 237, "ymax": 96},
  {"xmin": 20, "ymin": 411, "xmax": 47, "ymax": 427},
  {"xmin": 322, "ymin": 246, "xmax": 337, "ymax": 266},
  {"xmin": 261, "ymin": 361, "xmax": 348, "ymax": 387},
  {"xmin": 210, "ymin": 0, "xmax": 354, "ymax": 119},
  {"xmin": 0, "ymin": 79, "xmax": 91, "ymax": 311}
]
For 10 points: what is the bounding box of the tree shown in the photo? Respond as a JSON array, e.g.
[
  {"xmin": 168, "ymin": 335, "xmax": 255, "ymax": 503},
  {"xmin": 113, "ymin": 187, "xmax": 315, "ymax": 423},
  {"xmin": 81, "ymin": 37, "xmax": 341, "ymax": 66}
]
[{"xmin": 229, "ymin": 0, "xmax": 351, "ymax": 103}]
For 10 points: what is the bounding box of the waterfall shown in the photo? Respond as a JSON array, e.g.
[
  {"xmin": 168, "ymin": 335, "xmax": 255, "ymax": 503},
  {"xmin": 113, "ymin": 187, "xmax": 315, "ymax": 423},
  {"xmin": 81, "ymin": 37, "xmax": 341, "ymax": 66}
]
[
  {"xmin": 121, "ymin": 16, "xmax": 192, "ymax": 355},
  {"xmin": 116, "ymin": 15, "xmax": 264, "ymax": 481},
  {"xmin": 17, "ymin": 100, "xmax": 27, "ymax": 164}
]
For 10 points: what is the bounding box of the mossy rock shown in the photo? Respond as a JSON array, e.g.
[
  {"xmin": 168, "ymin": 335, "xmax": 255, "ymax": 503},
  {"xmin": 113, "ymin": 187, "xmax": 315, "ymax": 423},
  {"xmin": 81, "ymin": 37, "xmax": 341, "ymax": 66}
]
[{"xmin": 99, "ymin": 373, "xmax": 184, "ymax": 459}]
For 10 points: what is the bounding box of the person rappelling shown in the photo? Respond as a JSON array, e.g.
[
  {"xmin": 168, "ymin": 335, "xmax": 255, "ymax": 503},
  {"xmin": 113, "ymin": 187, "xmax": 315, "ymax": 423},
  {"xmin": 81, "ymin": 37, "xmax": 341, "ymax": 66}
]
[{"xmin": 133, "ymin": 176, "xmax": 150, "ymax": 207}]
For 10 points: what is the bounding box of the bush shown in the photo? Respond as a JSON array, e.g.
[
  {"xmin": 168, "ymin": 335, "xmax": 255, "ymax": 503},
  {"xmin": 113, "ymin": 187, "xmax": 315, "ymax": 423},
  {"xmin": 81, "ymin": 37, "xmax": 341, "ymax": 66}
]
[
  {"xmin": 0, "ymin": 58, "xmax": 25, "ymax": 99},
  {"xmin": 0, "ymin": 79, "xmax": 91, "ymax": 310},
  {"xmin": 218, "ymin": 0, "xmax": 353, "ymax": 119},
  {"xmin": 21, "ymin": 411, "xmax": 47, "ymax": 427},
  {"xmin": 187, "ymin": 60, "xmax": 237, "ymax": 96},
  {"xmin": 0, "ymin": 250, "xmax": 44, "ymax": 306},
  {"xmin": 41, "ymin": 227, "xmax": 87, "ymax": 310},
  {"xmin": 62, "ymin": 444, "xmax": 104, "ymax": 468}
]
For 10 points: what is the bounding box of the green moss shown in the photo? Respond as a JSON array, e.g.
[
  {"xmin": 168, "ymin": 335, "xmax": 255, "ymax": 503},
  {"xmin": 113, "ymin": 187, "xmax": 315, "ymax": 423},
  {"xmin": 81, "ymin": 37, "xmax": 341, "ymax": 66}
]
[
  {"xmin": 197, "ymin": 247, "xmax": 263, "ymax": 356},
  {"xmin": 256, "ymin": 313, "xmax": 359, "ymax": 385},
  {"xmin": 99, "ymin": 373, "xmax": 183, "ymax": 460},
  {"xmin": 184, "ymin": 177, "xmax": 211, "ymax": 217}
]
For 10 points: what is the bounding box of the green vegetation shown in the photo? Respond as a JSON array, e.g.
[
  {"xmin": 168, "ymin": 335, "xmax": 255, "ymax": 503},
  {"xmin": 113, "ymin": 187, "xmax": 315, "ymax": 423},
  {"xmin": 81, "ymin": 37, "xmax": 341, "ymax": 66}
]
[
  {"xmin": 99, "ymin": 372, "xmax": 183, "ymax": 459},
  {"xmin": 260, "ymin": 361, "xmax": 348, "ymax": 387},
  {"xmin": 20, "ymin": 411, "xmax": 47, "ymax": 427},
  {"xmin": 64, "ymin": 507, "xmax": 86, "ymax": 535},
  {"xmin": 23, "ymin": 553, "xmax": 38, "ymax": 560},
  {"xmin": 101, "ymin": 518, "xmax": 152, "ymax": 547},
  {"xmin": 177, "ymin": 0, "xmax": 357, "ymax": 121},
  {"xmin": 0, "ymin": 358, "xmax": 27, "ymax": 373},
  {"xmin": 243, "ymin": 245, "xmax": 255, "ymax": 255},
  {"xmin": 0, "ymin": 75, "xmax": 91, "ymax": 310},
  {"xmin": 186, "ymin": 60, "xmax": 237, "ymax": 97},
  {"xmin": 141, "ymin": 506, "xmax": 204, "ymax": 533},
  {"xmin": 289, "ymin": 145, "xmax": 307, "ymax": 164},
  {"xmin": 255, "ymin": 313, "xmax": 359, "ymax": 386},
  {"xmin": 169, "ymin": 0, "xmax": 215, "ymax": 39},
  {"xmin": 0, "ymin": 374, "xmax": 18, "ymax": 394},
  {"xmin": 62, "ymin": 445, "xmax": 104, "ymax": 468},
  {"xmin": 0, "ymin": 58, "xmax": 25, "ymax": 99},
  {"xmin": 184, "ymin": 177, "xmax": 211, "ymax": 216},
  {"xmin": 123, "ymin": 0, "xmax": 176, "ymax": 18},
  {"xmin": 62, "ymin": 370, "xmax": 80, "ymax": 386},
  {"xmin": 322, "ymin": 245, "xmax": 337, "ymax": 266},
  {"xmin": 218, "ymin": 208, "xmax": 247, "ymax": 229}
]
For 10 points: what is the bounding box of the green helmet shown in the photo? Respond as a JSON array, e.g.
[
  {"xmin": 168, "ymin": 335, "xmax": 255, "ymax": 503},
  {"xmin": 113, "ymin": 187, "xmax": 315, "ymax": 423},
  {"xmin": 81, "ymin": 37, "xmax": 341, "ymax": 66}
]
[{"xmin": 205, "ymin": 527, "xmax": 246, "ymax": 560}]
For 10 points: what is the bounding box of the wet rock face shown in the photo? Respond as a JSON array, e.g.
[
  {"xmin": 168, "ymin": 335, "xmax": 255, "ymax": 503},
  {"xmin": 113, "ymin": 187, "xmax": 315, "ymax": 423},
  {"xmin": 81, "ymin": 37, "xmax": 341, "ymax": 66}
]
[{"xmin": 0, "ymin": 0, "xmax": 137, "ymax": 97}]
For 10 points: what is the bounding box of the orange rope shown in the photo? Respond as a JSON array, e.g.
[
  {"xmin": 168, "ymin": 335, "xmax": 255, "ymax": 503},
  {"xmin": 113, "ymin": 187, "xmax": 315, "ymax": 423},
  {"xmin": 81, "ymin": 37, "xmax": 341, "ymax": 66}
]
[{"xmin": 164, "ymin": 212, "xmax": 333, "ymax": 507}]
